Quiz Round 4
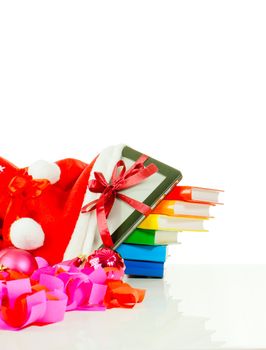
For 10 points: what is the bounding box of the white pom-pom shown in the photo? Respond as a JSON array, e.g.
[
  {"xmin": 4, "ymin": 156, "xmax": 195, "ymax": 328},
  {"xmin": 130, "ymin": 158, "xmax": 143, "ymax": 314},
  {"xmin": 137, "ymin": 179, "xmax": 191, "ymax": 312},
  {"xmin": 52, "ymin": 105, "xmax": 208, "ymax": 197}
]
[
  {"xmin": 10, "ymin": 218, "xmax": 45, "ymax": 250},
  {"xmin": 28, "ymin": 160, "xmax": 61, "ymax": 184}
]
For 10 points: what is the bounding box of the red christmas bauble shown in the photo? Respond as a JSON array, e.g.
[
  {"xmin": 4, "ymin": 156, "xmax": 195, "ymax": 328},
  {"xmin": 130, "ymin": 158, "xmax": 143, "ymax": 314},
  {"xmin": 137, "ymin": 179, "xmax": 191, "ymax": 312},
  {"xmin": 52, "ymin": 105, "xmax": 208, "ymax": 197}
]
[{"xmin": 85, "ymin": 248, "xmax": 125, "ymax": 270}]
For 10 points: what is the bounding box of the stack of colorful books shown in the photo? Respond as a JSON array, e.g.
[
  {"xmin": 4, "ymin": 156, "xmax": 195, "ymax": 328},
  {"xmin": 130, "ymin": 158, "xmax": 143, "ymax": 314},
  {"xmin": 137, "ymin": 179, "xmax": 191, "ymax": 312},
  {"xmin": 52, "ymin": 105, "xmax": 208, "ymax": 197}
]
[{"xmin": 117, "ymin": 185, "xmax": 222, "ymax": 278}]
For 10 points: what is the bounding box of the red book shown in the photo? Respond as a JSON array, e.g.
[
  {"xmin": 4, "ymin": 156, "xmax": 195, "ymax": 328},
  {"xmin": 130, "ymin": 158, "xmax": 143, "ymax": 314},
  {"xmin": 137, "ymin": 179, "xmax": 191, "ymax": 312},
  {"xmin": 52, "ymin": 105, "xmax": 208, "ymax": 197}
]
[{"xmin": 165, "ymin": 186, "xmax": 223, "ymax": 205}]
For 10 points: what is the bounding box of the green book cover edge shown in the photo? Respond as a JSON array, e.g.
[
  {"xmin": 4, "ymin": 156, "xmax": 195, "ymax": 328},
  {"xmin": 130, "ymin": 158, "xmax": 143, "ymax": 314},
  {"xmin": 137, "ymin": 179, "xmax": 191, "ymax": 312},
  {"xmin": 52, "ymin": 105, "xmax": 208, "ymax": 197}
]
[{"xmin": 124, "ymin": 228, "xmax": 156, "ymax": 245}]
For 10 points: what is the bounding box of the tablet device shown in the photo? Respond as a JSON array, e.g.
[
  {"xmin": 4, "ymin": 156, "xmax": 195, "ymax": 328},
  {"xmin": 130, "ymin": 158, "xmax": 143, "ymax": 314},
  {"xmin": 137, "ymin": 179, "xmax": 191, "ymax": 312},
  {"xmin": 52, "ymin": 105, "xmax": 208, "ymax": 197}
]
[{"xmin": 102, "ymin": 146, "xmax": 183, "ymax": 249}]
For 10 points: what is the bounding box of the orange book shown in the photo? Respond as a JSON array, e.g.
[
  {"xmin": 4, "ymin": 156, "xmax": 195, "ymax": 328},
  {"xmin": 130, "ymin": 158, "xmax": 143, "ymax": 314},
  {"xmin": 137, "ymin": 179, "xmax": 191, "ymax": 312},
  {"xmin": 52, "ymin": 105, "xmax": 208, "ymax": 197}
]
[
  {"xmin": 164, "ymin": 186, "xmax": 223, "ymax": 205},
  {"xmin": 152, "ymin": 200, "xmax": 212, "ymax": 218}
]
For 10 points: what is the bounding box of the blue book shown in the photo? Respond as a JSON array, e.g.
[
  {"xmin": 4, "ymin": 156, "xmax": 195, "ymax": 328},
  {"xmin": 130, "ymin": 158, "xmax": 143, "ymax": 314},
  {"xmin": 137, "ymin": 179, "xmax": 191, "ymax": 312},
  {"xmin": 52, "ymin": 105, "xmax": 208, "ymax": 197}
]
[
  {"xmin": 124, "ymin": 259, "xmax": 164, "ymax": 278},
  {"xmin": 116, "ymin": 243, "xmax": 167, "ymax": 263}
]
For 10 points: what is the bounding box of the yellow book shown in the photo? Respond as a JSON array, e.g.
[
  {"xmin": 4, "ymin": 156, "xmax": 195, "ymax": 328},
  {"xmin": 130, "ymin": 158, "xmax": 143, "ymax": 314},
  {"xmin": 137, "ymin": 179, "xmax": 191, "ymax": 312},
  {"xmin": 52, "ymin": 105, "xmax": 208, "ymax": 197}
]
[{"xmin": 138, "ymin": 214, "xmax": 207, "ymax": 232}]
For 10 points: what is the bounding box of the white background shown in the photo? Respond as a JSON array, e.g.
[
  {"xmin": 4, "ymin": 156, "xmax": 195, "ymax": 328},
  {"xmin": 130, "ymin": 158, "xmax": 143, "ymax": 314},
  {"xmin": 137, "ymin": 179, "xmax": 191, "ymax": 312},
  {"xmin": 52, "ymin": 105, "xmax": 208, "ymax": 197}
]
[{"xmin": 0, "ymin": 1, "xmax": 265, "ymax": 264}]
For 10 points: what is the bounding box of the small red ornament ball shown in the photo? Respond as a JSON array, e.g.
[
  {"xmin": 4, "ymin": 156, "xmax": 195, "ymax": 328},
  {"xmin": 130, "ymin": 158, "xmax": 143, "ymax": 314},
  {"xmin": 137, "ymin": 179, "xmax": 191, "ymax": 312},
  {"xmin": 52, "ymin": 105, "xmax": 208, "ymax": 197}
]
[
  {"xmin": 0, "ymin": 248, "xmax": 38, "ymax": 276},
  {"xmin": 85, "ymin": 247, "xmax": 125, "ymax": 270}
]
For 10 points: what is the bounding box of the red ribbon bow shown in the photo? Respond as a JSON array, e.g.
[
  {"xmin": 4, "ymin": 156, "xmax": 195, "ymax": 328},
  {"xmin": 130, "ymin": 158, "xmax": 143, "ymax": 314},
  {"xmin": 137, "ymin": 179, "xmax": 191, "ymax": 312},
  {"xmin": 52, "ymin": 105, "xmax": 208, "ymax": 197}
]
[
  {"xmin": 1, "ymin": 171, "xmax": 51, "ymax": 244},
  {"xmin": 81, "ymin": 155, "xmax": 158, "ymax": 247}
]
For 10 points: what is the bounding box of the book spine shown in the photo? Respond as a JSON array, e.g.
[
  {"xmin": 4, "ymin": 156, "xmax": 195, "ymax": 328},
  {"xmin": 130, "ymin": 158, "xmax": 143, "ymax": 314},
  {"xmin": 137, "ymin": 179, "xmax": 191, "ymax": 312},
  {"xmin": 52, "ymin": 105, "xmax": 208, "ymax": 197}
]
[
  {"xmin": 124, "ymin": 228, "xmax": 156, "ymax": 245},
  {"xmin": 125, "ymin": 229, "xmax": 179, "ymax": 245},
  {"xmin": 138, "ymin": 214, "xmax": 206, "ymax": 231},
  {"xmin": 164, "ymin": 186, "xmax": 192, "ymax": 201},
  {"xmin": 138, "ymin": 214, "xmax": 160, "ymax": 230},
  {"xmin": 152, "ymin": 200, "xmax": 175, "ymax": 216},
  {"xmin": 116, "ymin": 243, "xmax": 167, "ymax": 263},
  {"xmin": 124, "ymin": 259, "xmax": 164, "ymax": 278}
]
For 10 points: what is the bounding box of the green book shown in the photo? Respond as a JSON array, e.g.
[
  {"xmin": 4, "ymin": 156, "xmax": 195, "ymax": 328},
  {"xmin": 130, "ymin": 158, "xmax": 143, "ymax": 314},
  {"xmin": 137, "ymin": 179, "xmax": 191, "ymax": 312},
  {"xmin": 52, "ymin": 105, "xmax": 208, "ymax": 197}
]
[{"xmin": 124, "ymin": 228, "xmax": 178, "ymax": 246}]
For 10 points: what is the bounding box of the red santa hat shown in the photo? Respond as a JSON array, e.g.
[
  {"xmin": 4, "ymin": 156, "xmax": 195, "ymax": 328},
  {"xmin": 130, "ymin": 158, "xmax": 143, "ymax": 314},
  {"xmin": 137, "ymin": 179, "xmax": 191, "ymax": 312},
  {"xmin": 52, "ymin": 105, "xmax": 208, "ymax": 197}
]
[{"xmin": 0, "ymin": 145, "xmax": 125, "ymax": 264}]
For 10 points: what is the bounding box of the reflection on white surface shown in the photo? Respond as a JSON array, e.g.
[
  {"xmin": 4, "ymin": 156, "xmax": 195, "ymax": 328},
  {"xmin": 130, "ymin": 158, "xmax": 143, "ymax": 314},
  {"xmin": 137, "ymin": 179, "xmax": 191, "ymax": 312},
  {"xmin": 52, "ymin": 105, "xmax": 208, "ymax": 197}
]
[
  {"xmin": 166, "ymin": 264, "xmax": 266, "ymax": 349},
  {"xmin": 2, "ymin": 265, "xmax": 266, "ymax": 349}
]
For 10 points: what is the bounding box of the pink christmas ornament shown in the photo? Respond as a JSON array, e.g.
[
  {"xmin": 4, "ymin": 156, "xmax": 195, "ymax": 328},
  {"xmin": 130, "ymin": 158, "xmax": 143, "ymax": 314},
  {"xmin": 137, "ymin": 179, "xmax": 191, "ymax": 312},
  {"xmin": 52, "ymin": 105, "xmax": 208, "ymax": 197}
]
[
  {"xmin": 0, "ymin": 248, "xmax": 38, "ymax": 276},
  {"xmin": 0, "ymin": 247, "xmax": 17, "ymax": 259}
]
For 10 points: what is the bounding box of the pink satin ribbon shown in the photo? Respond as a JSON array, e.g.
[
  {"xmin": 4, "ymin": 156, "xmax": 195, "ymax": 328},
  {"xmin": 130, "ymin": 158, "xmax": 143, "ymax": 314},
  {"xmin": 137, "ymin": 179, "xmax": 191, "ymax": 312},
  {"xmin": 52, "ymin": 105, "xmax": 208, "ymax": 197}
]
[
  {"xmin": 81, "ymin": 155, "xmax": 158, "ymax": 247},
  {"xmin": 0, "ymin": 257, "xmax": 146, "ymax": 330},
  {"xmin": 0, "ymin": 276, "xmax": 67, "ymax": 330},
  {"xmin": 0, "ymin": 263, "xmax": 107, "ymax": 330}
]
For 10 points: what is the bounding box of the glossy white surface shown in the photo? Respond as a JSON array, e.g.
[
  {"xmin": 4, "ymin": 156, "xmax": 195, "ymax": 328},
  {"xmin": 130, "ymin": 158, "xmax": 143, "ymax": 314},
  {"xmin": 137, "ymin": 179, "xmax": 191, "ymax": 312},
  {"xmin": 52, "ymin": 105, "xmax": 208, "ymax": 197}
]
[{"xmin": 1, "ymin": 264, "xmax": 266, "ymax": 349}]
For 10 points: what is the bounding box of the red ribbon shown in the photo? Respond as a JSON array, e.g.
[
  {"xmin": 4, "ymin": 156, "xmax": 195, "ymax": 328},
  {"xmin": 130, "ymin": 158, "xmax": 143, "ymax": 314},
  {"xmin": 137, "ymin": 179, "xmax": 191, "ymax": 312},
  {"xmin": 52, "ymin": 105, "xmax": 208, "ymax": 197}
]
[
  {"xmin": 104, "ymin": 280, "xmax": 145, "ymax": 309},
  {"xmin": 8, "ymin": 171, "xmax": 50, "ymax": 198},
  {"xmin": 1, "ymin": 171, "xmax": 50, "ymax": 246},
  {"xmin": 81, "ymin": 155, "xmax": 158, "ymax": 247}
]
